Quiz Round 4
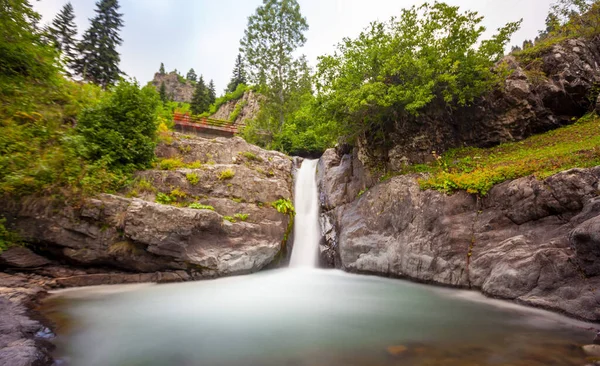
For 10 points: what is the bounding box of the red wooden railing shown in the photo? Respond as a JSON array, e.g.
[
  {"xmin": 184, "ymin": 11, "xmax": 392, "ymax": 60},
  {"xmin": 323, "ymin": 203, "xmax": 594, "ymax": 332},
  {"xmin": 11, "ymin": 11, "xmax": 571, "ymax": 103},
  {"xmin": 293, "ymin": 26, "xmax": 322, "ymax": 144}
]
[{"xmin": 173, "ymin": 112, "xmax": 244, "ymax": 136}]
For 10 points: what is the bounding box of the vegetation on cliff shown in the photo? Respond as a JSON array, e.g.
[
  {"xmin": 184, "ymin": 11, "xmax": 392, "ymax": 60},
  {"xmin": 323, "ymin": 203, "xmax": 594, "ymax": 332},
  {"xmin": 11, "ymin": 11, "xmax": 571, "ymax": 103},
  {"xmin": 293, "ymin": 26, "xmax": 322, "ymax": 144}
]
[
  {"xmin": 0, "ymin": 0, "xmax": 159, "ymax": 198},
  {"xmin": 391, "ymin": 113, "xmax": 600, "ymax": 195}
]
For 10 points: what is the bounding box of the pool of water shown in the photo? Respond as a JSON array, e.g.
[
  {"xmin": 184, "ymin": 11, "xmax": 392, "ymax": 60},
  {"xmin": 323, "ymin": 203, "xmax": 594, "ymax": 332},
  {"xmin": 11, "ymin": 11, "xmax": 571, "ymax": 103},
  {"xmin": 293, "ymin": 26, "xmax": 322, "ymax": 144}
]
[{"xmin": 43, "ymin": 269, "xmax": 597, "ymax": 366}]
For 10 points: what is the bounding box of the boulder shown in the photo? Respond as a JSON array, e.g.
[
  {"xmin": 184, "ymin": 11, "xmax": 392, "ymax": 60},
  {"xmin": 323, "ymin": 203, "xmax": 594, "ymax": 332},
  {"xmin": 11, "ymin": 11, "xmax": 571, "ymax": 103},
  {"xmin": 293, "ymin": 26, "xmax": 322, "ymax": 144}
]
[{"xmin": 0, "ymin": 247, "xmax": 51, "ymax": 269}]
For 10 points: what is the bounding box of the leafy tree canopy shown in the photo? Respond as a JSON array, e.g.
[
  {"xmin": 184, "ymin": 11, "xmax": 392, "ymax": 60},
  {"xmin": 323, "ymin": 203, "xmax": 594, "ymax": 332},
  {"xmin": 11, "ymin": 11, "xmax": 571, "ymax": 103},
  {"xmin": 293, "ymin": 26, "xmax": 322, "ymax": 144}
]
[
  {"xmin": 315, "ymin": 1, "xmax": 521, "ymax": 141},
  {"xmin": 186, "ymin": 68, "xmax": 197, "ymax": 82}
]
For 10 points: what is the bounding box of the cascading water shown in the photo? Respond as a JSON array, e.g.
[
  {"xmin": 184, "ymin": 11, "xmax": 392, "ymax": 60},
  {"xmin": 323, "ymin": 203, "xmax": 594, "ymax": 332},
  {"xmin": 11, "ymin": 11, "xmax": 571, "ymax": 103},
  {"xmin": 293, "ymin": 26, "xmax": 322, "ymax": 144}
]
[{"xmin": 289, "ymin": 159, "xmax": 321, "ymax": 268}]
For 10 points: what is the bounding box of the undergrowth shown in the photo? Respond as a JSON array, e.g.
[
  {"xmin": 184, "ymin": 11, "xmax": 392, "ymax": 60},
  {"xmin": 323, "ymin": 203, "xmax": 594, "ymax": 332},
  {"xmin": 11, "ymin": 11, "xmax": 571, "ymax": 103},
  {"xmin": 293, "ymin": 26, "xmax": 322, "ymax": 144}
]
[{"xmin": 406, "ymin": 113, "xmax": 600, "ymax": 195}]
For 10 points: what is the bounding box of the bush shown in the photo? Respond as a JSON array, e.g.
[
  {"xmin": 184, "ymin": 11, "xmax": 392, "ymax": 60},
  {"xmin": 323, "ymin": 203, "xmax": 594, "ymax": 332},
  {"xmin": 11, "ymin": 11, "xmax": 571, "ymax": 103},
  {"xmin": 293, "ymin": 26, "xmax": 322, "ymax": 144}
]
[
  {"xmin": 77, "ymin": 80, "xmax": 160, "ymax": 171},
  {"xmin": 186, "ymin": 172, "xmax": 199, "ymax": 185},
  {"xmin": 271, "ymin": 198, "xmax": 295, "ymax": 216},
  {"xmin": 155, "ymin": 192, "xmax": 174, "ymax": 205},
  {"xmin": 218, "ymin": 168, "xmax": 235, "ymax": 180}
]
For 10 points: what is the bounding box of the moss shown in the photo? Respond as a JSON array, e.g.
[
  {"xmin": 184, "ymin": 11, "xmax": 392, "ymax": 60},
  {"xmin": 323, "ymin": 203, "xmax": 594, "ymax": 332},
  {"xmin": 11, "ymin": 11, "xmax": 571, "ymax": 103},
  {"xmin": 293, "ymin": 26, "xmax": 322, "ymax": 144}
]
[{"xmin": 218, "ymin": 168, "xmax": 235, "ymax": 180}]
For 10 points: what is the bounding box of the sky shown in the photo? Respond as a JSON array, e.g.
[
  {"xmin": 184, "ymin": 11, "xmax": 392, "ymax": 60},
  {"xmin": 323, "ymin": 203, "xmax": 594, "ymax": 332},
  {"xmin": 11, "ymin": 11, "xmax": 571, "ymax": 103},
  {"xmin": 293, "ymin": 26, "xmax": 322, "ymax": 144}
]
[{"xmin": 33, "ymin": 0, "xmax": 554, "ymax": 95}]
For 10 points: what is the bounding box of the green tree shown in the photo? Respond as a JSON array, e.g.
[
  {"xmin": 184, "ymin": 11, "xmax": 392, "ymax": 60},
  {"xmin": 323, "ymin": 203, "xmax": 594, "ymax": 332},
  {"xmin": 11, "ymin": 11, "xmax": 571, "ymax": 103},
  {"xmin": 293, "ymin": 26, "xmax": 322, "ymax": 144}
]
[
  {"xmin": 549, "ymin": 0, "xmax": 600, "ymax": 37},
  {"xmin": 190, "ymin": 75, "xmax": 209, "ymax": 114},
  {"xmin": 226, "ymin": 54, "xmax": 247, "ymax": 93},
  {"xmin": 315, "ymin": 2, "xmax": 520, "ymax": 143},
  {"xmin": 0, "ymin": 0, "xmax": 57, "ymax": 81},
  {"xmin": 186, "ymin": 68, "xmax": 197, "ymax": 82},
  {"xmin": 159, "ymin": 81, "xmax": 167, "ymax": 103},
  {"xmin": 208, "ymin": 79, "xmax": 216, "ymax": 106},
  {"xmin": 74, "ymin": 0, "xmax": 124, "ymax": 88},
  {"xmin": 240, "ymin": 0, "xmax": 309, "ymax": 131},
  {"xmin": 159, "ymin": 62, "xmax": 165, "ymax": 74},
  {"xmin": 77, "ymin": 80, "xmax": 159, "ymax": 170},
  {"xmin": 47, "ymin": 2, "xmax": 78, "ymax": 76}
]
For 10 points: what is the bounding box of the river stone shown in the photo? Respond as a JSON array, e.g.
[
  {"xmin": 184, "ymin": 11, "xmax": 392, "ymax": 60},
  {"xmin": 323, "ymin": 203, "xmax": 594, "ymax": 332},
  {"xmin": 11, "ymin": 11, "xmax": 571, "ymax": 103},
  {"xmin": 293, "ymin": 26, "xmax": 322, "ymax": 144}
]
[{"xmin": 583, "ymin": 344, "xmax": 600, "ymax": 357}]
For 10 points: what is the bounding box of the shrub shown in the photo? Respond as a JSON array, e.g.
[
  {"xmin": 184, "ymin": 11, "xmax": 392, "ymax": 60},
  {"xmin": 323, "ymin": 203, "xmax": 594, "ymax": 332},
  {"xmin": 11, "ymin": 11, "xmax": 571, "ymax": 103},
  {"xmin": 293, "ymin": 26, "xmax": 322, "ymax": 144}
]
[
  {"xmin": 188, "ymin": 203, "xmax": 215, "ymax": 211},
  {"xmin": 136, "ymin": 178, "xmax": 156, "ymax": 193},
  {"xmin": 186, "ymin": 172, "xmax": 199, "ymax": 185},
  {"xmin": 77, "ymin": 80, "xmax": 160, "ymax": 171},
  {"xmin": 229, "ymin": 100, "xmax": 247, "ymax": 122},
  {"xmin": 234, "ymin": 213, "xmax": 249, "ymax": 221},
  {"xmin": 170, "ymin": 188, "xmax": 187, "ymax": 199},
  {"xmin": 187, "ymin": 161, "xmax": 203, "ymax": 169},
  {"xmin": 218, "ymin": 168, "xmax": 235, "ymax": 180},
  {"xmin": 156, "ymin": 158, "xmax": 185, "ymax": 170},
  {"xmin": 271, "ymin": 198, "xmax": 295, "ymax": 216},
  {"xmin": 155, "ymin": 192, "xmax": 174, "ymax": 205}
]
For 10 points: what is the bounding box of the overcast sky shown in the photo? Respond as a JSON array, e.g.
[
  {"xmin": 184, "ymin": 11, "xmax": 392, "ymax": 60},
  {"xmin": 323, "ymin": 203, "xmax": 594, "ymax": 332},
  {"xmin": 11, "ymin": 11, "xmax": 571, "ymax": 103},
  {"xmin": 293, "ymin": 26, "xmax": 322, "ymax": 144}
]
[{"xmin": 33, "ymin": 0, "xmax": 554, "ymax": 95}]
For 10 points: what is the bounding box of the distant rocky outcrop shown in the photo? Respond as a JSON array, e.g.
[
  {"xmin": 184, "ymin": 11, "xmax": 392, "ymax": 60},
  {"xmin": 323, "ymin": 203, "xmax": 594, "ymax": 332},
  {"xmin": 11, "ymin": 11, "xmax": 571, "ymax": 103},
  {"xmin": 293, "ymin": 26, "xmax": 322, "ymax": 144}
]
[
  {"xmin": 362, "ymin": 37, "xmax": 600, "ymax": 169},
  {"xmin": 210, "ymin": 89, "xmax": 262, "ymax": 125},
  {"xmin": 0, "ymin": 134, "xmax": 293, "ymax": 288},
  {"xmin": 317, "ymin": 147, "xmax": 600, "ymax": 322},
  {"xmin": 151, "ymin": 72, "xmax": 194, "ymax": 103}
]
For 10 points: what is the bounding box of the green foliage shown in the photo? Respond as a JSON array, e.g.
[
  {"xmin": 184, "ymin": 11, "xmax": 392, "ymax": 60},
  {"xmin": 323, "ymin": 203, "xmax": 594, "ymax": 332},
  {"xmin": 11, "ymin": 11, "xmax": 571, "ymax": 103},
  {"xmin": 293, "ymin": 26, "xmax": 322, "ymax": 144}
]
[
  {"xmin": 190, "ymin": 76, "xmax": 211, "ymax": 115},
  {"xmin": 155, "ymin": 158, "xmax": 184, "ymax": 170},
  {"xmin": 186, "ymin": 172, "xmax": 199, "ymax": 185},
  {"xmin": 170, "ymin": 188, "xmax": 186, "ymax": 199},
  {"xmin": 73, "ymin": 0, "xmax": 124, "ymax": 88},
  {"xmin": 414, "ymin": 113, "xmax": 600, "ymax": 195},
  {"xmin": 234, "ymin": 213, "xmax": 249, "ymax": 221},
  {"xmin": 271, "ymin": 198, "xmax": 295, "ymax": 216},
  {"xmin": 0, "ymin": 218, "xmax": 21, "ymax": 253},
  {"xmin": 218, "ymin": 169, "xmax": 235, "ymax": 180},
  {"xmin": 186, "ymin": 68, "xmax": 197, "ymax": 82},
  {"xmin": 188, "ymin": 203, "xmax": 215, "ymax": 211},
  {"xmin": 223, "ymin": 215, "xmax": 236, "ymax": 223},
  {"xmin": 203, "ymin": 83, "xmax": 249, "ymax": 116},
  {"xmin": 0, "ymin": 0, "xmax": 58, "ymax": 82},
  {"xmin": 240, "ymin": 0, "xmax": 309, "ymax": 132},
  {"xmin": 159, "ymin": 62, "xmax": 165, "ymax": 74},
  {"xmin": 240, "ymin": 151, "xmax": 262, "ymax": 162},
  {"xmin": 229, "ymin": 100, "xmax": 247, "ymax": 122},
  {"xmin": 315, "ymin": 2, "xmax": 521, "ymax": 143},
  {"xmin": 227, "ymin": 54, "xmax": 247, "ymax": 93},
  {"xmin": 155, "ymin": 192, "xmax": 175, "ymax": 205},
  {"xmin": 47, "ymin": 2, "xmax": 78, "ymax": 76},
  {"xmin": 77, "ymin": 80, "xmax": 160, "ymax": 171},
  {"xmin": 159, "ymin": 81, "xmax": 168, "ymax": 103}
]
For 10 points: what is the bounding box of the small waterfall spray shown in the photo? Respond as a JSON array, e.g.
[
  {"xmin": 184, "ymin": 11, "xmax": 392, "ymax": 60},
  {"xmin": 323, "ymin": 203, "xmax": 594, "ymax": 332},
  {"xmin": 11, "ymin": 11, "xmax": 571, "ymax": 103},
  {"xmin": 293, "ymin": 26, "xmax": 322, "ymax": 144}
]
[{"xmin": 289, "ymin": 159, "xmax": 320, "ymax": 268}]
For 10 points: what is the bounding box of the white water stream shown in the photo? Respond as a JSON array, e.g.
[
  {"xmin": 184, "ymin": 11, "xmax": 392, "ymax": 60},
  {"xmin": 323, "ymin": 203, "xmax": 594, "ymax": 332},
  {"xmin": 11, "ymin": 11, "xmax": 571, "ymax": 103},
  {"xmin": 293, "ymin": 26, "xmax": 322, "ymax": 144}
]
[{"xmin": 289, "ymin": 159, "xmax": 321, "ymax": 268}]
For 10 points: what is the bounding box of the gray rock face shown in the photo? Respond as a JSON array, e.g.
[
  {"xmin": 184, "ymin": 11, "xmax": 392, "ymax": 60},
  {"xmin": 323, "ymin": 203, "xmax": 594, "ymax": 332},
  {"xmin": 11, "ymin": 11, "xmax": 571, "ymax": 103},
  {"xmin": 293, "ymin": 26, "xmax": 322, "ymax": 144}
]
[
  {"xmin": 151, "ymin": 72, "xmax": 194, "ymax": 103},
  {"xmin": 1, "ymin": 135, "xmax": 293, "ymax": 286},
  {"xmin": 360, "ymin": 38, "xmax": 600, "ymax": 168},
  {"xmin": 210, "ymin": 90, "xmax": 262, "ymax": 125},
  {"xmin": 318, "ymin": 148, "xmax": 600, "ymax": 321}
]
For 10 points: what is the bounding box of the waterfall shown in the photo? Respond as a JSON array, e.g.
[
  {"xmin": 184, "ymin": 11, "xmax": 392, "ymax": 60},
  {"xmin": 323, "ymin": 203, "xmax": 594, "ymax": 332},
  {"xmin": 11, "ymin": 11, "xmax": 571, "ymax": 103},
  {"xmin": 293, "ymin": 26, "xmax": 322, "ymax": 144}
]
[{"xmin": 290, "ymin": 159, "xmax": 320, "ymax": 268}]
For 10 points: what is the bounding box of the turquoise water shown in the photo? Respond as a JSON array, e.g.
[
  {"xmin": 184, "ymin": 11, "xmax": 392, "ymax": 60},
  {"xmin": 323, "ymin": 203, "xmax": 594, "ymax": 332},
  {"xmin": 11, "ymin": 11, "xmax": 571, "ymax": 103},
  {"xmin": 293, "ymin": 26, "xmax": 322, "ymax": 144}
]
[{"xmin": 45, "ymin": 269, "xmax": 596, "ymax": 366}]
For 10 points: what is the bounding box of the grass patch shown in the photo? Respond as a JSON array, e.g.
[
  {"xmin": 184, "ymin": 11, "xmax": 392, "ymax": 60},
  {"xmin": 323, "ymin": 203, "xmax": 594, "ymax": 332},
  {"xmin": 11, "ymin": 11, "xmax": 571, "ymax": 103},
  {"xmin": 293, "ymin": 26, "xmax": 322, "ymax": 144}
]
[
  {"xmin": 218, "ymin": 168, "xmax": 235, "ymax": 180},
  {"xmin": 413, "ymin": 113, "xmax": 600, "ymax": 195},
  {"xmin": 156, "ymin": 158, "xmax": 185, "ymax": 170}
]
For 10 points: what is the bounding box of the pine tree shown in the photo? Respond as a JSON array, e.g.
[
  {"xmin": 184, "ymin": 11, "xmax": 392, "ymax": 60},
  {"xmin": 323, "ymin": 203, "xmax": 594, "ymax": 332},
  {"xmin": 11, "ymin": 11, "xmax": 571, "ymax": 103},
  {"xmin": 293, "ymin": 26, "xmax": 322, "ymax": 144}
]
[
  {"xmin": 190, "ymin": 76, "xmax": 209, "ymax": 115},
  {"xmin": 159, "ymin": 81, "xmax": 167, "ymax": 103},
  {"xmin": 208, "ymin": 79, "xmax": 216, "ymax": 106},
  {"xmin": 48, "ymin": 2, "xmax": 78, "ymax": 76},
  {"xmin": 186, "ymin": 68, "xmax": 197, "ymax": 82},
  {"xmin": 159, "ymin": 62, "xmax": 165, "ymax": 74},
  {"xmin": 226, "ymin": 54, "xmax": 247, "ymax": 93},
  {"xmin": 74, "ymin": 0, "xmax": 124, "ymax": 88}
]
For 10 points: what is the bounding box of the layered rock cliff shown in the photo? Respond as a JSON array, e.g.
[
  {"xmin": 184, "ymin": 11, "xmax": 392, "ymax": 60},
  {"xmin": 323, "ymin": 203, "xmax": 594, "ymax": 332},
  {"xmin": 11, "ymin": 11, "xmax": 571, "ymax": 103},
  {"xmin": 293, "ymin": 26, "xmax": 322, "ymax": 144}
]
[
  {"xmin": 0, "ymin": 134, "xmax": 293, "ymax": 288},
  {"xmin": 317, "ymin": 148, "xmax": 600, "ymax": 322}
]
